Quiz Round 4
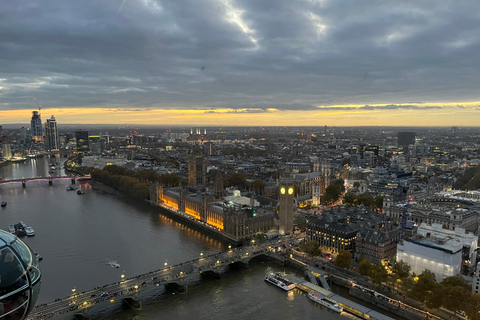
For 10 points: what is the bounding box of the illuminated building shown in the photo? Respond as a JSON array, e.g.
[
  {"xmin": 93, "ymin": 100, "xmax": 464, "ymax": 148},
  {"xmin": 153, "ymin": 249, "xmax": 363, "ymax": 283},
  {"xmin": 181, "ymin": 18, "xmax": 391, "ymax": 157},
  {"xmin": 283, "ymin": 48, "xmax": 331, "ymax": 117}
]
[
  {"xmin": 30, "ymin": 111, "xmax": 43, "ymax": 144},
  {"xmin": 278, "ymin": 173, "xmax": 295, "ymax": 235},
  {"xmin": 307, "ymin": 206, "xmax": 390, "ymax": 255},
  {"xmin": 150, "ymin": 184, "xmax": 274, "ymax": 240},
  {"xmin": 0, "ymin": 229, "xmax": 41, "ymax": 319},
  {"xmin": 396, "ymin": 235, "xmax": 462, "ymax": 281},
  {"xmin": 44, "ymin": 115, "xmax": 60, "ymax": 151}
]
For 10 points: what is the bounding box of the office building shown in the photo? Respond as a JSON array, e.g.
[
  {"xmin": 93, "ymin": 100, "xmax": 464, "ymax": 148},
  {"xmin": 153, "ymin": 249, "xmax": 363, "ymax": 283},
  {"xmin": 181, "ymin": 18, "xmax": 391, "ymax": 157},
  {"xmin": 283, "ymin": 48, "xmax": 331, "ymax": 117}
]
[
  {"xmin": 398, "ymin": 132, "xmax": 415, "ymax": 147},
  {"xmin": 75, "ymin": 130, "xmax": 89, "ymax": 152}
]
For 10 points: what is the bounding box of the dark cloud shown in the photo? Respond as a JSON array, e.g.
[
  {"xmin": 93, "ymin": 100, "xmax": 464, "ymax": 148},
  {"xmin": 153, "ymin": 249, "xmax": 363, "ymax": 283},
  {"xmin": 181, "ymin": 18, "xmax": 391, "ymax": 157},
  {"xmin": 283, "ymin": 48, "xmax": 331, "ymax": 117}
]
[{"xmin": 0, "ymin": 0, "xmax": 479, "ymax": 112}]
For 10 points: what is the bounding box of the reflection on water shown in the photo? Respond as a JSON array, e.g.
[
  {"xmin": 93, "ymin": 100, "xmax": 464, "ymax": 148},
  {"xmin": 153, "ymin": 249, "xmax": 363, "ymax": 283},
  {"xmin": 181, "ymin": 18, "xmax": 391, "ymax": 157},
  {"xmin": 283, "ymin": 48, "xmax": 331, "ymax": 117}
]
[{"xmin": 1, "ymin": 159, "xmax": 356, "ymax": 320}]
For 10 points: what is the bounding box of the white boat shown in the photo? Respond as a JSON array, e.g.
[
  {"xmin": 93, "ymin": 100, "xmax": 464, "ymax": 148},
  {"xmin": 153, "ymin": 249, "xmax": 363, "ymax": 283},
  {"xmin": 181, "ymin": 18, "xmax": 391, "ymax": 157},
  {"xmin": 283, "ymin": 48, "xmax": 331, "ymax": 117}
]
[
  {"xmin": 264, "ymin": 273, "xmax": 296, "ymax": 291},
  {"xmin": 19, "ymin": 221, "xmax": 27, "ymax": 228},
  {"xmin": 8, "ymin": 225, "xmax": 15, "ymax": 234},
  {"xmin": 308, "ymin": 291, "xmax": 343, "ymax": 313},
  {"xmin": 107, "ymin": 260, "xmax": 120, "ymax": 268},
  {"xmin": 25, "ymin": 226, "xmax": 35, "ymax": 236}
]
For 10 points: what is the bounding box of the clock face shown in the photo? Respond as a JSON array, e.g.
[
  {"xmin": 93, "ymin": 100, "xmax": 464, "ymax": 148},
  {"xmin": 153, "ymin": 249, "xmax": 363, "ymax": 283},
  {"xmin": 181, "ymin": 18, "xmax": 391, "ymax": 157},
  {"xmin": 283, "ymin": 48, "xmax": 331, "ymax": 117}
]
[
  {"xmin": 280, "ymin": 187, "xmax": 286, "ymax": 194},
  {"xmin": 288, "ymin": 187, "xmax": 294, "ymax": 195}
]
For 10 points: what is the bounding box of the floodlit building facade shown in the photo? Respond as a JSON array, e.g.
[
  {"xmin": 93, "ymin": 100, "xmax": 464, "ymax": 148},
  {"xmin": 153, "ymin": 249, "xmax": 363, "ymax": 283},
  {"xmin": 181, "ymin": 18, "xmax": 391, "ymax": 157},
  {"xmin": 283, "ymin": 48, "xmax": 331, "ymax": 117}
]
[{"xmin": 396, "ymin": 236, "xmax": 462, "ymax": 281}]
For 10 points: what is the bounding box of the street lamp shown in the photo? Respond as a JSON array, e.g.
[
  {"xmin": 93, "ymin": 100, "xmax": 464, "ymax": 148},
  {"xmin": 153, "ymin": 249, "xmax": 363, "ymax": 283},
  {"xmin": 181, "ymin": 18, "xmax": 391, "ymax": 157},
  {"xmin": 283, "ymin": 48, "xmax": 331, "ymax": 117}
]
[
  {"xmin": 164, "ymin": 262, "xmax": 168, "ymax": 268},
  {"xmin": 121, "ymin": 274, "xmax": 125, "ymax": 280},
  {"xmin": 200, "ymin": 252, "xmax": 203, "ymax": 257},
  {"xmin": 228, "ymin": 245, "xmax": 232, "ymax": 251}
]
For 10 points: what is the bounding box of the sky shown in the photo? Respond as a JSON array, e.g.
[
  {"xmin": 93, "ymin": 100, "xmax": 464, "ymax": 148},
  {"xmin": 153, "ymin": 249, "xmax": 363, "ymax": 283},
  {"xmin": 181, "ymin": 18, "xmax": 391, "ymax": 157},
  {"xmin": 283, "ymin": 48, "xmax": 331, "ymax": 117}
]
[{"xmin": 0, "ymin": 0, "xmax": 479, "ymax": 126}]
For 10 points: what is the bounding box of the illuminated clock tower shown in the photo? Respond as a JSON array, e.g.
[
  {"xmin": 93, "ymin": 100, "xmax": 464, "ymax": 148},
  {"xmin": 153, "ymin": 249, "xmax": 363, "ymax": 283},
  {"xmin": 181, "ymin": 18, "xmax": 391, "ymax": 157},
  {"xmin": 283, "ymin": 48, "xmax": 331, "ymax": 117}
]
[{"xmin": 278, "ymin": 173, "xmax": 295, "ymax": 235}]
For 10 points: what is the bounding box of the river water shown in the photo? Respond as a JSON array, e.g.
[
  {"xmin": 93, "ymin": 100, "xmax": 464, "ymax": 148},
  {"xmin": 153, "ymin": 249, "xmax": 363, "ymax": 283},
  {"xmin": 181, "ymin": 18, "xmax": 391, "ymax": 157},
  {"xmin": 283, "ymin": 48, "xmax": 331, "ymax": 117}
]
[{"xmin": 0, "ymin": 158, "xmax": 369, "ymax": 320}]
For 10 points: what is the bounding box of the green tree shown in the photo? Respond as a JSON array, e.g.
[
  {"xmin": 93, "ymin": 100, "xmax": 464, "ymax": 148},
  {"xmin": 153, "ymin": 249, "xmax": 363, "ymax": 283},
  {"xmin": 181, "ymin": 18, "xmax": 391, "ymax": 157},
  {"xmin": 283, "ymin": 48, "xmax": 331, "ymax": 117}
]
[
  {"xmin": 334, "ymin": 250, "xmax": 352, "ymax": 269},
  {"xmin": 440, "ymin": 274, "xmax": 471, "ymax": 291},
  {"xmin": 356, "ymin": 193, "xmax": 375, "ymax": 208},
  {"xmin": 393, "ymin": 260, "xmax": 411, "ymax": 279},
  {"xmin": 254, "ymin": 232, "xmax": 267, "ymax": 242},
  {"xmin": 442, "ymin": 285, "xmax": 468, "ymax": 312},
  {"xmin": 409, "ymin": 270, "xmax": 437, "ymax": 302},
  {"xmin": 425, "ymin": 284, "xmax": 444, "ymax": 309},
  {"xmin": 344, "ymin": 193, "xmax": 356, "ymax": 205},
  {"xmin": 375, "ymin": 196, "xmax": 384, "ymax": 210},
  {"xmin": 464, "ymin": 293, "xmax": 480, "ymax": 320},
  {"xmin": 301, "ymin": 241, "xmax": 321, "ymax": 257},
  {"xmin": 353, "ymin": 181, "xmax": 360, "ymax": 188},
  {"xmin": 369, "ymin": 264, "xmax": 388, "ymax": 285},
  {"xmin": 358, "ymin": 256, "xmax": 372, "ymax": 276}
]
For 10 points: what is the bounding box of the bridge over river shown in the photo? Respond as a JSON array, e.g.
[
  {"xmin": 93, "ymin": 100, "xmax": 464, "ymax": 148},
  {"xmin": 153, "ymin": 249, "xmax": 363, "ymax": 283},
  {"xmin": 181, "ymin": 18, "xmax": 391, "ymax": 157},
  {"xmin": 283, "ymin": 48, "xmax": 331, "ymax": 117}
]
[
  {"xmin": 31, "ymin": 241, "xmax": 285, "ymax": 320},
  {"xmin": 0, "ymin": 176, "xmax": 91, "ymax": 187}
]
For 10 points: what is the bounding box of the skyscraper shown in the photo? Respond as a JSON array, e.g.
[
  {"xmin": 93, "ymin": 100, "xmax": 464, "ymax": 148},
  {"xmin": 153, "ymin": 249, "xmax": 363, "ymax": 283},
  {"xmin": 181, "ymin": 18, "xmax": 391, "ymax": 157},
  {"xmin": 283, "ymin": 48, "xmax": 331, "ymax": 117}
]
[
  {"xmin": 45, "ymin": 115, "xmax": 60, "ymax": 151},
  {"xmin": 30, "ymin": 111, "xmax": 43, "ymax": 143}
]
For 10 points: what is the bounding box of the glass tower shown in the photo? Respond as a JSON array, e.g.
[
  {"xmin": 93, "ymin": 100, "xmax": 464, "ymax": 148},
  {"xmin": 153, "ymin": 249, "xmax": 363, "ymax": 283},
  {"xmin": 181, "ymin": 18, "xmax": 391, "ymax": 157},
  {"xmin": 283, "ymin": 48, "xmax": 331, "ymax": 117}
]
[
  {"xmin": 30, "ymin": 111, "xmax": 43, "ymax": 144},
  {"xmin": 45, "ymin": 115, "xmax": 60, "ymax": 151}
]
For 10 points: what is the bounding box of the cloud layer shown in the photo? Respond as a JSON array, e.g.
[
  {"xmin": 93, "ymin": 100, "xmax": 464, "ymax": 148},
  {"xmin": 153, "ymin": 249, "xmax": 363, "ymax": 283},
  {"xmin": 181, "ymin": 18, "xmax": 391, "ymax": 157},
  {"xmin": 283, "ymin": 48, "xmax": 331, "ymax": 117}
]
[{"xmin": 0, "ymin": 0, "xmax": 479, "ymax": 124}]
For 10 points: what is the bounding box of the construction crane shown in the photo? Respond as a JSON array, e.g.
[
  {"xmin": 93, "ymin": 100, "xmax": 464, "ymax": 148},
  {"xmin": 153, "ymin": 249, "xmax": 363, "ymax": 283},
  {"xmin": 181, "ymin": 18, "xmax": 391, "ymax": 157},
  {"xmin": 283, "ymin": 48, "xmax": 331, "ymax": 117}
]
[{"xmin": 34, "ymin": 99, "xmax": 41, "ymax": 114}]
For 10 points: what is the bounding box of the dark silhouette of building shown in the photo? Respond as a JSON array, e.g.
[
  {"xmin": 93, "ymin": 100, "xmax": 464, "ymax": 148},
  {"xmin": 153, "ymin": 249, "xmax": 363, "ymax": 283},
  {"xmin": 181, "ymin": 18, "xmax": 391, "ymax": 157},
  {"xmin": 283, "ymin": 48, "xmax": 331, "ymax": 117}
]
[
  {"xmin": 188, "ymin": 153, "xmax": 205, "ymax": 187},
  {"xmin": 75, "ymin": 130, "xmax": 89, "ymax": 152},
  {"xmin": 398, "ymin": 132, "xmax": 415, "ymax": 147}
]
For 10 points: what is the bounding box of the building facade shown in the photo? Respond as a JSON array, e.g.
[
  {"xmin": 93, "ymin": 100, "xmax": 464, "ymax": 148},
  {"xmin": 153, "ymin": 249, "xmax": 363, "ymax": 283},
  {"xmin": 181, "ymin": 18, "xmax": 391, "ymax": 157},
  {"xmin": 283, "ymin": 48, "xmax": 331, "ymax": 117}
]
[
  {"xmin": 278, "ymin": 174, "xmax": 295, "ymax": 235},
  {"xmin": 150, "ymin": 184, "xmax": 275, "ymax": 240},
  {"xmin": 188, "ymin": 153, "xmax": 206, "ymax": 187},
  {"xmin": 44, "ymin": 115, "xmax": 60, "ymax": 151},
  {"xmin": 75, "ymin": 130, "xmax": 89, "ymax": 152},
  {"xmin": 30, "ymin": 111, "xmax": 43, "ymax": 144}
]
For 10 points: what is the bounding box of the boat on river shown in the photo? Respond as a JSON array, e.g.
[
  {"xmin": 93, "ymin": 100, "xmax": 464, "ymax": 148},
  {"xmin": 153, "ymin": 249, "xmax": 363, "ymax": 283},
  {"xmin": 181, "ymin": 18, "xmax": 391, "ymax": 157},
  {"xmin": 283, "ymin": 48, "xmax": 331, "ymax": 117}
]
[
  {"xmin": 308, "ymin": 291, "xmax": 343, "ymax": 313},
  {"xmin": 1, "ymin": 202, "xmax": 6, "ymax": 207},
  {"xmin": 8, "ymin": 225, "xmax": 15, "ymax": 234},
  {"xmin": 264, "ymin": 273, "xmax": 296, "ymax": 291},
  {"xmin": 107, "ymin": 260, "xmax": 120, "ymax": 268}
]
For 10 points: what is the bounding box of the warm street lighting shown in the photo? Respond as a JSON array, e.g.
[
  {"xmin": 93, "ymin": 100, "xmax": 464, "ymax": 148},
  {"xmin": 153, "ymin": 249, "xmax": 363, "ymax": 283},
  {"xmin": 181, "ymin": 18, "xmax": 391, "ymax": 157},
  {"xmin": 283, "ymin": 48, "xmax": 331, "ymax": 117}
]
[
  {"xmin": 165, "ymin": 262, "xmax": 168, "ymax": 267},
  {"xmin": 200, "ymin": 252, "xmax": 203, "ymax": 257},
  {"xmin": 121, "ymin": 274, "xmax": 125, "ymax": 280}
]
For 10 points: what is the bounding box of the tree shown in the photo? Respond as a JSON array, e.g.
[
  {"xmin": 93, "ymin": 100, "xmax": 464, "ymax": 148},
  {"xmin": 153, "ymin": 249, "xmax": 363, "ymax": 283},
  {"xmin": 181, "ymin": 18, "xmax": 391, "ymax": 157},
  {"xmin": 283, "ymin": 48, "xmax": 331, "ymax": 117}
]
[
  {"xmin": 227, "ymin": 172, "xmax": 246, "ymax": 188},
  {"xmin": 353, "ymin": 181, "xmax": 360, "ymax": 188},
  {"xmin": 335, "ymin": 250, "xmax": 352, "ymax": 269},
  {"xmin": 393, "ymin": 260, "xmax": 411, "ymax": 279},
  {"xmin": 442, "ymin": 285, "xmax": 468, "ymax": 312},
  {"xmin": 344, "ymin": 193, "xmax": 356, "ymax": 205},
  {"xmin": 254, "ymin": 232, "xmax": 267, "ymax": 242},
  {"xmin": 356, "ymin": 193, "xmax": 375, "ymax": 208},
  {"xmin": 440, "ymin": 274, "xmax": 471, "ymax": 291},
  {"xmin": 375, "ymin": 196, "xmax": 384, "ymax": 210},
  {"xmin": 409, "ymin": 270, "xmax": 437, "ymax": 302},
  {"xmin": 464, "ymin": 293, "xmax": 480, "ymax": 320},
  {"xmin": 369, "ymin": 264, "xmax": 388, "ymax": 285},
  {"xmin": 358, "ymin": 256, "xmax": 372, "ymax": 276},
  {"xmin": 301, "ymin": 241, "xmax": 321, "ymax": 257},
  {"xmin": 425, "ymin": 284, "xmax": 444, "ymax": 309},
  {"xmin": 324, "ymin": 185, "xmax": 339, "ymax": 204}
]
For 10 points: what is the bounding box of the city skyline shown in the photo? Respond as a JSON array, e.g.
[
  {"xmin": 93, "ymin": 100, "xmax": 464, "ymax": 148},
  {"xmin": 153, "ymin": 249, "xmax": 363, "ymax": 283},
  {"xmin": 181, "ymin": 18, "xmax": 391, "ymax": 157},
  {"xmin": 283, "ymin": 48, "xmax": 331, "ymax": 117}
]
[{"xmin": 0, "ymin": 1, "xmax": 479, "ymax": 126}]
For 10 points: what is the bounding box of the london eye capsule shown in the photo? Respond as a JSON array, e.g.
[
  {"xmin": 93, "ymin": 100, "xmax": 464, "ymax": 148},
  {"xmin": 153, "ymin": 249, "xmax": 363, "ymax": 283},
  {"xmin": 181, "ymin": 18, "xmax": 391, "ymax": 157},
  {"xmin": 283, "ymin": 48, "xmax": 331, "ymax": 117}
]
[{"xmin": 0, "ymin": 229, "xmax": 41, "ymax": 319}]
